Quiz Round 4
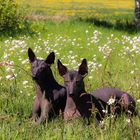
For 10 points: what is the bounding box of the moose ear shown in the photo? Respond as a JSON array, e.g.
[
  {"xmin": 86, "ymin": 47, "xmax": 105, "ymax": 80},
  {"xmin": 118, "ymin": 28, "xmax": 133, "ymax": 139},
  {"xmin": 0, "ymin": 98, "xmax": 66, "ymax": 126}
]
[
  {"xmin": 78, "ymin": 59, "xmax": 88, "ymax": 76},
  {"xmin": 45, "ymin": 52, "xmax": 55, "ymax": 65},
  {"xmin": 57, "ymin": 59, "xmax": 67, "ymax": 76},
  {"xmin": 28, "ymin": 48, "xmax": 36, "ymax": 63}
]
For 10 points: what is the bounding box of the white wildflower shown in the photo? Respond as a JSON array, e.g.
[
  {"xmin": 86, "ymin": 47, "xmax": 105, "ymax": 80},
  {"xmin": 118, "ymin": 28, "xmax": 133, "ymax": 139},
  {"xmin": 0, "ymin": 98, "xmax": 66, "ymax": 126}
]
[
  {"xmin": 107, "ymin": 97, "xmax": 115, "ymax": 105},
  {"xmin": 111, "ymin": 34, "xmax": 114, "ymax": 37},
  {"xmin": 6, "ymin": 74, "xmax": 13, "ymax": 80},
  {"xmin": 6, "ymin": 67, "xmax": 11, "ymax": 72},
  {"xmin": 69, "ymin": 51, "xmax": 73, "ymax": 54},
  {"xmin": 23, "ymin": 81, "xmax": 28, "ymax": 85},
  {"xmin": 137, "ymin": 99, "xmax": 140, "ymax": 103},
  {"xmin": 102, "ymin": 109, "xmax": 108, "ymax": 114},
  {"xmin": 126, "ymin": 118, "xmax": 130, "ymax": 123},
  {"xmin": 130, "ymin": 71, "xmax": 134, "ymax": 74},
  {"xmin": 98, "ymin": 64, "xmax": 102, "ymax": 67},
  {"xmin": 20, "ymin": 90, "xmax": 23, "ymax": 94},
  {"xmin": 88, "ymin": 76, "xmax": 93, "ymax": 79},
  {"xmin": 100, "ymin": 120, "xmax": 104, "ymax": 125},
  {"xmin": 85, "ymin": 30, "xmax": 89, "ymax": 33},
  {"xmin": 71, "ymin": 60, "xmax": 76, "ymax": 64},
  {"xmin": 22, "ymin": 60, "xmax": 28, "ymax": 64},
  {"xmin": 127, "ymin": 110, "xmax": 132, "ymax": 115},
  {"xmin": 111, "ymin": 115, "xmax": 115, "ymax": 118}
]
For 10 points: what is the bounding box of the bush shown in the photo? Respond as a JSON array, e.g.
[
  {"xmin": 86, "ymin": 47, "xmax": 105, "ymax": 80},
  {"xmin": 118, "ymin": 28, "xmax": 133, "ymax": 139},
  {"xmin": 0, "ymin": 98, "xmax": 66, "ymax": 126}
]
[{"xmin": 0, "ymin": 0, "xmax": 31, "ymax": 35}]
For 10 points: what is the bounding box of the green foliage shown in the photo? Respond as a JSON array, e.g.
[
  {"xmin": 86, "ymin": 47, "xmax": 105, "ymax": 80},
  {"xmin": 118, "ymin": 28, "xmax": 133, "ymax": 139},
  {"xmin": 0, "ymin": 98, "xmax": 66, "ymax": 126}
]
[
  {"xmin": 0, "ymin": 0, "xmax": 31, "ymax": 35},
  {"xmin": 0, "ymin": 21, "xmax": 140, "ymax": 139}
]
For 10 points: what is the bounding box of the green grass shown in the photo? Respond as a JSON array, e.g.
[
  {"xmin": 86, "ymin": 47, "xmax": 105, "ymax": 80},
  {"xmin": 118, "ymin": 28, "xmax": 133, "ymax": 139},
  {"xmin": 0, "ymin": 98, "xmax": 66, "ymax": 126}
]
[
  {"xmin": 17, "ymin": 0, "xmax": 134, "ymax": 17},
  {"xmin": 0, "ymin": 20, "xmax": 140, "ymax": 140},
  {"xmin": 16, "ymin": 0, "xmax": 135, "ymax": 31}
]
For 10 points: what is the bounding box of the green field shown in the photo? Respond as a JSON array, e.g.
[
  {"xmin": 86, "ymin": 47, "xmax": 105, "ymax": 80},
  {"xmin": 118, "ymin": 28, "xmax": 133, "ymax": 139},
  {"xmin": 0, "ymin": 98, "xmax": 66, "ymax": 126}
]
[
  {"xmin": 17, "ymin": 0, "xmax": 134, "ymax": 22},
  {"xmin": 0, "ymin": 20, "xmax": 140, "ymax": 139},
  {"xmin": 0, "ymin": 0, "xmax": 140, "ymax": 139}
]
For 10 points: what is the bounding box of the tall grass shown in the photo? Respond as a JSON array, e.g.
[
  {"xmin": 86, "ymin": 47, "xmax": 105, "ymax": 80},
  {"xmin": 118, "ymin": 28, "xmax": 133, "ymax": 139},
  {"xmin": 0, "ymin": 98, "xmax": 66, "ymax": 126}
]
[
  {"xmin": 16, "ymin": 0, "xmax": 134, "ymax": 20},
  {"xmin": 15, "ymin": 0, "xmax": 136, "ymax": 34},
  {"xmin": 0, "ymin": 21, "xmax": 140, "ymax": 139}
]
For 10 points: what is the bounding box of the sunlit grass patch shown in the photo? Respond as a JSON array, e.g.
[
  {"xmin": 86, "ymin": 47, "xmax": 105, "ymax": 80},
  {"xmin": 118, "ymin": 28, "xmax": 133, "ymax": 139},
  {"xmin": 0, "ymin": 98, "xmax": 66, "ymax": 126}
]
[
  {"xmin": 0, "ymin": 21, "xmax": 140, "ymax": 139},
  {"xmin": 17, "ymin": 0, "xmax": 134, "ymax": 9},
  {"xmin": 16, "ymin": 0, "xmax": 134, "ymax": 18}
]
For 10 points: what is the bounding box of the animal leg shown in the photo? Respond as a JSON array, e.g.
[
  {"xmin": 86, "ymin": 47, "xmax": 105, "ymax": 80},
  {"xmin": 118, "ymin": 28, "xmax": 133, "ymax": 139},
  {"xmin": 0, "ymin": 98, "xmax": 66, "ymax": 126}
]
[
  {"xmin": 119, "ymin": 94, "xmax": 129, "ymax": 113},
  {"xmin": 31, "ymin": 97, "xmax": 40, "ymax": 121},
  {"xmin": 37, "ymin": 98, "xmax": 51, "ymax": 124}
]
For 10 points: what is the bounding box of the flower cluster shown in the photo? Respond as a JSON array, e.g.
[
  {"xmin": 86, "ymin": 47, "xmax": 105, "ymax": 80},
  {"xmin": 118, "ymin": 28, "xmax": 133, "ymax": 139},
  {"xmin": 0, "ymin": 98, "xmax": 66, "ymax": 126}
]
[{"xmin": 0, "ymin": 29, "xmax": 139, "ymax": 98}]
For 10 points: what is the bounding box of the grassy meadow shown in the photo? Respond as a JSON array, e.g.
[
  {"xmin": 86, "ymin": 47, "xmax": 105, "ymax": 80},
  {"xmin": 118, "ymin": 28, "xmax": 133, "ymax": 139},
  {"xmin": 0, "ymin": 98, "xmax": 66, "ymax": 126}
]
[
  {"xmin": 17, "ymin": 0, "xmax": 134, "ymax": 22},
  {"xmin": 0, "ymin": 21, "xmax": 140, "ymax": 140},
  {"xmin": 0, "ymin": 0, "xmax": 140, "ymax": 140}
]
